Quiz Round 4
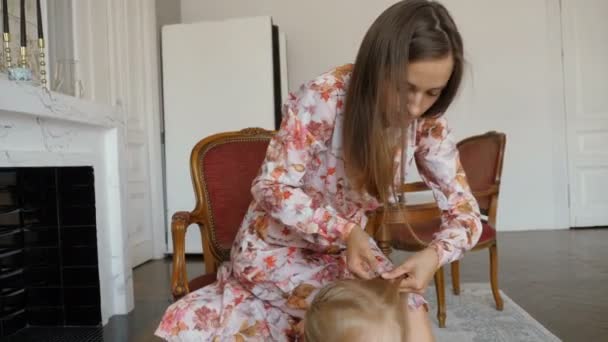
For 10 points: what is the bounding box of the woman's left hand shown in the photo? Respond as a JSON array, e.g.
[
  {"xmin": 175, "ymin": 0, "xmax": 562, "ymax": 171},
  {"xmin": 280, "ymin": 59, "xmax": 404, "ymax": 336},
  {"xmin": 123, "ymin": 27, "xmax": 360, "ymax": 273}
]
[{"xmin": 381, "ymin": 247, "xmax": 440, "ymax": 294}]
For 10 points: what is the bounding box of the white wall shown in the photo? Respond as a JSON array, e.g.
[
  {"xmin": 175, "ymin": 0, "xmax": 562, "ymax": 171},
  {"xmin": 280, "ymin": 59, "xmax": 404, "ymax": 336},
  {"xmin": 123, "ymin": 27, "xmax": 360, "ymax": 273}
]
[
  {"xmin": 181, "ymin": 0, "xmax": 395, "ymax": 90},
  {"xmin": 443, "ymin": 0, "xmax": 569, "ymax": 232},
  {"xmin": 179, "ymin": 0, "xmax": 570, "ymax": 232}
]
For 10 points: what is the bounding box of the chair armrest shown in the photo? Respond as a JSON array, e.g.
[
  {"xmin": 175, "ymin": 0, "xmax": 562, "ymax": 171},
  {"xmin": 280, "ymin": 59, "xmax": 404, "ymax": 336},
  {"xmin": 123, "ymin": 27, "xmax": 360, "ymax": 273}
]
[
  {"xmin": 401, "ymin": 182, "xmax": 500, "ymax": 200},
  {"xmin": 399, "ymin": 181, "xmax": 431, "ymax": 193},
  {"xmin": 376, "ymin": 202, "xmax": 440, "ymax": 225},
  {"xmin": 472, "ymin": 184, "xmax": 499, "ymax": 198},
  {"xmin": 171, "ymin": 211, "xmax": 197, "ymax": 300}
]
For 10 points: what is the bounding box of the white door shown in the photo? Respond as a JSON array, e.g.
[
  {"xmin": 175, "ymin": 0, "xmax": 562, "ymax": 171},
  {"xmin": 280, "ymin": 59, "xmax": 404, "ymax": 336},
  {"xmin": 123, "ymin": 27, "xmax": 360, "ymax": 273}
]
[
  {"xmin": 121, "ymin": 0, "xmax": 164, "ymax": 266},
  {"xmin": 72, "ymin": 0, "xmax": 163, "ymax": 266},
  {"xmin": 162, "ymin": 17, "xmax": 281, "ymax": 253},
  {"xmin": 562, "ymin": 0, "xmax": 608, "ymax": 227}
]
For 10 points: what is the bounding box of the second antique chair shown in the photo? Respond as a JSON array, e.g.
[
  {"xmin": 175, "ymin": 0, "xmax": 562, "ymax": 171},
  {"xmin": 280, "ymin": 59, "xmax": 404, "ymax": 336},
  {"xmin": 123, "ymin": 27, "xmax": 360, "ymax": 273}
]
[
  {"xmin": 170, "ymin": 127, "xmax": 274, "ymax": 300},
  {"xmin": 372, "ymin": 131, "xmax": 507, "ymax": 327}
]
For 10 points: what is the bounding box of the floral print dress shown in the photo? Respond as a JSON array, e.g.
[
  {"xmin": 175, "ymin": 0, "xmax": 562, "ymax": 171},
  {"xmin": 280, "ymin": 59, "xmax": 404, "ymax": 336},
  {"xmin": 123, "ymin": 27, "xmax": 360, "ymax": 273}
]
[{"xmin": 155, "ymin": 64, "xmax": 482, "ymax": 341}]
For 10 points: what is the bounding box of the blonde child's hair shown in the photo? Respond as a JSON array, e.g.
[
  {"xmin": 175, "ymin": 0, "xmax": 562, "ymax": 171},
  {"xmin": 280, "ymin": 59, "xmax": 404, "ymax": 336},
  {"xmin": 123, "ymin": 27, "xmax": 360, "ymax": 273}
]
[{"xmin": 304, "ymin": 277, "xmax": 407, "ymax": 342}]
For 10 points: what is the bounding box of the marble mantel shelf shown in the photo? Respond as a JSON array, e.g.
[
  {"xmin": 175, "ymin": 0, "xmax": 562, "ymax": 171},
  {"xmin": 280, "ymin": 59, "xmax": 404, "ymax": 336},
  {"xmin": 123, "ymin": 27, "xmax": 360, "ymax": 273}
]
[{"xmin": 0, "ymin": 78, "xmax": 124, "ymax": 128}]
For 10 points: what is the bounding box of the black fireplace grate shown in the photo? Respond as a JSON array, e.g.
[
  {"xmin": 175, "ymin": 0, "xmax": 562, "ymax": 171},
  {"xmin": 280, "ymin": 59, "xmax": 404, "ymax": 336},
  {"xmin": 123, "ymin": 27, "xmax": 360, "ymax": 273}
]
[
  {"xmin": 0, "ymin": 167, "xmax": 100, "ymax": 339},
  {"xmin": 1, "ymin": 326, "xmax": 103, "ymax": 342}
]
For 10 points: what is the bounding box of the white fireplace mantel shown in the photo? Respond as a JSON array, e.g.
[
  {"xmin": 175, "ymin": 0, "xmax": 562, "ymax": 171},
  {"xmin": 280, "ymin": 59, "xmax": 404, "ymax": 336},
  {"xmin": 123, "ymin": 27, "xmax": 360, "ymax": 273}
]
[
  {"xmin": 0, "ymin": 78, "xmax": 133, "ymax": 325},
  {"xmin": 0, "ymin": 79, "xmax": 123, "ymax": 128}
]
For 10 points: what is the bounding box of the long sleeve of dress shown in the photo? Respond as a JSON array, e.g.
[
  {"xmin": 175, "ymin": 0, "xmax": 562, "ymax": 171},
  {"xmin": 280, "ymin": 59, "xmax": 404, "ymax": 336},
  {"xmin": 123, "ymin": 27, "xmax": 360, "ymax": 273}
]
[
  {"xmin": 250, "ymin": 82, "xmax": 356, "ymax": 247},
  {"xmin": 414, "ymin": 117, "xmax": 483, "ymax": 267}
]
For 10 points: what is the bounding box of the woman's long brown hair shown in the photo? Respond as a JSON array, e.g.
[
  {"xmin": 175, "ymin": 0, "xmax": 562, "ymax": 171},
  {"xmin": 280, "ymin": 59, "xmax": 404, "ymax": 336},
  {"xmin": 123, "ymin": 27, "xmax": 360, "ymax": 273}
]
[{"xmin": 343, "ymin": 0, "xmax": 464, "ymax": 204}]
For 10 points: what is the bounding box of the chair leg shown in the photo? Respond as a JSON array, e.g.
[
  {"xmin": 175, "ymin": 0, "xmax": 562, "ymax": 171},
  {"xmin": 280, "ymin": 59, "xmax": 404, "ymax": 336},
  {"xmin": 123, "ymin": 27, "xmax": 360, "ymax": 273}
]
[
  {"xmin": 376, "ymin": 223, "xmax": 392, "ymax": 258},
  {"xmin": 434, "ymin": 266, "xmax": 447, "ymax": 328},
  {"xmin": 451, "ymin": 261, "xmax": 460, "ymax": 295},
  {"xmin": 489, "ymin": 243, "xmax": 504, "ymax": 311}
]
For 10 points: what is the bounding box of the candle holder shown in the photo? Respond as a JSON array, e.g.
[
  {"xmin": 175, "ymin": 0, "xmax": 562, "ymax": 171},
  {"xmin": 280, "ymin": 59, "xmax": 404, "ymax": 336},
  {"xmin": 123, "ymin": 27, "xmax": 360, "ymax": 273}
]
[
  {"xmin": 8, "ymin": 45, "xmax": 32, "ymax": 81},
  {"xmin": 2, "ymin": 0, "xmax": 48, "ymax": 86},
  {"xmin": 2, "ymin": 32, "xmax": 11, "ymax": 70}
]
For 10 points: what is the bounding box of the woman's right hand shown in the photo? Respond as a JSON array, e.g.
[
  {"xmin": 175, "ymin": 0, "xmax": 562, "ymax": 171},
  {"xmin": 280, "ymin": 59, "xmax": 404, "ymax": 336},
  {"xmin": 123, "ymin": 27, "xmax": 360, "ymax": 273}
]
[{"xmin": 346, "ymin": 225, "xmax": 378, "ymax": 279}]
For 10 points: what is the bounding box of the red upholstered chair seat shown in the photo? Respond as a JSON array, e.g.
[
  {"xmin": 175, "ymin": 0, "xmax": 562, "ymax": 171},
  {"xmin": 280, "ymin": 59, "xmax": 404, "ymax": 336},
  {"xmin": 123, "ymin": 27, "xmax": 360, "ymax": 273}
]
[
  {"xmin": 188, "ymin": 273, "xmax": 218, "ymax": 293},
  {"xmin": 478, "ymin": 222, "xmax": 497, "ymax": 245}
]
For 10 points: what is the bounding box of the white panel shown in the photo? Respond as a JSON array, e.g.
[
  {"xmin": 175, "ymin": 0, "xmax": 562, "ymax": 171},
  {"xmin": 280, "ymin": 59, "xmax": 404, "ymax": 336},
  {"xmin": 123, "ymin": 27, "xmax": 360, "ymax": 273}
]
[
  {"xmin": 578, "ymin": 132, "xmax": 608, "ymax": 155},
  {"xmin": 573, "ymin": 2, "xmax": 608, "ymax": 116},
  {"xmin": 128, "ymin": 182, "xmax": 147, "ymax": 240},
  {"xmin": 580, "ymin": 168, "xmax": 608, "ymax": 205},
  {"xmin": 574, "ymin": 168, "xmax": 608, "ymax": 227},
  {"xmin": 162, "ymin": 16, "xmax": 275, "ymax": 252},
  {"xmin": 127, "ymin": 180, "xmax": 152, "ymax": 267},
  {"xmin": 127, "ymin": 141, "xmax": 146, "ymax": 182}
]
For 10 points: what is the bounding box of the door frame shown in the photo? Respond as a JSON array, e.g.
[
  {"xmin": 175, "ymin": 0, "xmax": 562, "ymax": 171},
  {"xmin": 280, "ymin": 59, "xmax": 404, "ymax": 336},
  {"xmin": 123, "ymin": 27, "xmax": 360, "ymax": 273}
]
[
  {"xmin": 548, "ymin": 0, "xmax": 571, "ymax": 229},
  {"xmin": 559, "ymin": 0, "xmax": 608, "ymax": 228}
]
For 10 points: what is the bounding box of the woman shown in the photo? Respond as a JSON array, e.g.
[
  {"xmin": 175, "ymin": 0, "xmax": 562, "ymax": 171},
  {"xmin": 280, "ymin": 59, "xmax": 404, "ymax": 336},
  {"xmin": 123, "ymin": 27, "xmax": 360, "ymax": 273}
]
[{"xmin": 156, "ymin": 1, "xmax": 482, "ymax": 341}]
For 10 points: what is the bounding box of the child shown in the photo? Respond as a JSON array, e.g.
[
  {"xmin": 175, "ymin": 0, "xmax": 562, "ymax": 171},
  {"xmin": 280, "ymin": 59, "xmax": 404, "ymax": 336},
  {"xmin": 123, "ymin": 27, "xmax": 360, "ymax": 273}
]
[{"xmin": 304, "ymin": 278, "xmax": 412, "ymax": 342}]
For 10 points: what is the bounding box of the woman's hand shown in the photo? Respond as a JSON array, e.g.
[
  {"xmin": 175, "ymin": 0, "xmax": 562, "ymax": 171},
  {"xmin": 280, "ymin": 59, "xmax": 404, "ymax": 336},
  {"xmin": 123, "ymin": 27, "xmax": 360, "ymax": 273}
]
[
  {"xmin": 381, "ymin": 247, "xmax": 440, "ymax": 294},
  {"xmin": 346, "ymin": 225, "xmax": 378, "ymax": 279}
]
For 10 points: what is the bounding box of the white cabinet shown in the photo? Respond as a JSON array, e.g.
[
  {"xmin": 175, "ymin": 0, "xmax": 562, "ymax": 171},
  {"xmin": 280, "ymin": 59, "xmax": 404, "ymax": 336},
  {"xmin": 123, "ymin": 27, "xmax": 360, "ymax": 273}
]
[{"xmin": 161, "ymin": 16, "xmax": 287, "ymax": 253}]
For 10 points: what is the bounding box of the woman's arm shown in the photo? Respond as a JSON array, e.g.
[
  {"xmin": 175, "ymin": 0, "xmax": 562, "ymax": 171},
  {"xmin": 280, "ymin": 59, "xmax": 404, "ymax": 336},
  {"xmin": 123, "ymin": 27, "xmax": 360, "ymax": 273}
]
[
  {"xmin": 251, "ymin": 82, "xmax": 356, "ymax": 248},
  {"xmin": 414, "ymin": 117, "xmax": 483, "ymax": 267}
]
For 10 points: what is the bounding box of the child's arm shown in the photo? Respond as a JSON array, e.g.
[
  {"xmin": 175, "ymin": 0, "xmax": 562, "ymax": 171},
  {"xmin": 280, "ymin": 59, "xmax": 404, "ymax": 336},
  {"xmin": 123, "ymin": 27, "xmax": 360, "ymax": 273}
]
[{"xmin": 401, "ymin": 293, "xmax": 435, "ymax": 342}]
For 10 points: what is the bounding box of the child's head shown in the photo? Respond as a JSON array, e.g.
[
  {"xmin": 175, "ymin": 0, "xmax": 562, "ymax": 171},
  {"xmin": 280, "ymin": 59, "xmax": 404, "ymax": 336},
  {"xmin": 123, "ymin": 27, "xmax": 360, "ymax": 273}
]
[{"xmin": 304, "ymin": 278, "xmax": 407, "ymax": 342}]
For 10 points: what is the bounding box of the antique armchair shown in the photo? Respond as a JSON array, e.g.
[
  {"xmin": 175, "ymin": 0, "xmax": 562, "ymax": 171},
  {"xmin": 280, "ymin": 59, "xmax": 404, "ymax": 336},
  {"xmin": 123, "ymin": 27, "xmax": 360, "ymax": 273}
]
[{"xmin": 170, "ymin": 128, "xmax": 274, "ymax": 300}]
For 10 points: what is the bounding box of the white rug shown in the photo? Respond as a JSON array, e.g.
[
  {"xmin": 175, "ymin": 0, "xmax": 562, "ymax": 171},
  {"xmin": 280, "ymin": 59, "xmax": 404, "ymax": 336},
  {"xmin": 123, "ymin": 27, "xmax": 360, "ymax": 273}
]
[{"xmin": 426, "ymin": 283, "xmax": 561, "ymax": 342}]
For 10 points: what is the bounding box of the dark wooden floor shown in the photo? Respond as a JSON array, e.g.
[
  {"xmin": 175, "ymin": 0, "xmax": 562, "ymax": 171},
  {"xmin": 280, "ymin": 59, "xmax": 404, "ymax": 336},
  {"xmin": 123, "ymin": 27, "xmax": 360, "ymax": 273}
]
[{"xmin": 104, "ymin": 229, "xmax": 608, "ymax": 342}]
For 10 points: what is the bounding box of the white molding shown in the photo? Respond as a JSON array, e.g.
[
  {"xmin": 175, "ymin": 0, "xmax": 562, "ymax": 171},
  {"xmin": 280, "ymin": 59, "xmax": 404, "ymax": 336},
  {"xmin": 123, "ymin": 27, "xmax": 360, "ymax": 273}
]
[
  {"xmin": 560, "ymin": 0, "xmax": 577, "ymax": 227},
  {"xmin": 0, "ymin": 78, "xmax": 121, "ymax": 127},
  {"xmin": 70, "ymin": 0, "xmax": 92, "ymax": 99},
  {"xmin": 546, "ymin": 0, "xmax": 570, "ymax": 229},
  {"xmin": 141, "ymin": 0, "xmax": 168, "ymax": 259},
  {"xmin": 45, "ymin": 0, "xmax": 76, "ymax": 95}
]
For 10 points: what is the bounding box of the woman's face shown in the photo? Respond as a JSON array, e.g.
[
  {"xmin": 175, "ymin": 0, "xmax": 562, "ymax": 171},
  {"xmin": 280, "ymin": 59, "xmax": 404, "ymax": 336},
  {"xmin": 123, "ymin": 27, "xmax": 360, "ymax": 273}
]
[{"xmin": 405, "ymin": 54, "xmax": 454, "ymax": 118}]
